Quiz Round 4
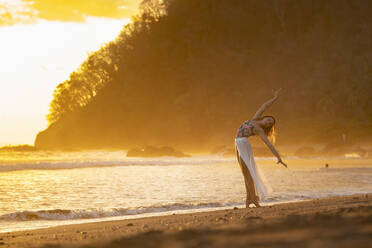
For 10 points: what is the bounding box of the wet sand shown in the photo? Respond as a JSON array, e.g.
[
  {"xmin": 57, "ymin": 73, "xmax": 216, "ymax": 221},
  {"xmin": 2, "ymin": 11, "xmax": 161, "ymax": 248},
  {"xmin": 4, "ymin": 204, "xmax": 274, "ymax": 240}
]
[{"xmin": 0, "ymin": 194, "xmax": 371, "ymax": 248}]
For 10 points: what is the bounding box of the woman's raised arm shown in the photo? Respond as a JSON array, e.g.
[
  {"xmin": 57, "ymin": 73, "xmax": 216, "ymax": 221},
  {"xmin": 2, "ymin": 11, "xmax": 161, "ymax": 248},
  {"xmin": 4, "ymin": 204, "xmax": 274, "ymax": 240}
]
[{"xmin": 252, "ymin": 89, "xmax": 281, "ymax": 120}]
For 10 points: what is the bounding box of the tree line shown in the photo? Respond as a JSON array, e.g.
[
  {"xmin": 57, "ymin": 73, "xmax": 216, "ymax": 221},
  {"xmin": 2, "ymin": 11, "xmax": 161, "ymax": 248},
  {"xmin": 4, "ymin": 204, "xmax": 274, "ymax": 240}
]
[{"xmin": 38, "ymin": 0, "xmax": 372, "ymax": 151}]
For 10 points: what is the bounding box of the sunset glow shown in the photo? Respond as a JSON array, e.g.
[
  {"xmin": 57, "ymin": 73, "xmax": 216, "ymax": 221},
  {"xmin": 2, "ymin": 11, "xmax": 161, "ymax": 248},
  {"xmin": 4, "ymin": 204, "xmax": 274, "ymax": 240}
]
[
  {"xmin": 0, "ymin": 0, "xmax": 137, "ymax": 145},
  {"xmin": 0, "ymin": 1, "xmax": 371, "ymax": 246}
]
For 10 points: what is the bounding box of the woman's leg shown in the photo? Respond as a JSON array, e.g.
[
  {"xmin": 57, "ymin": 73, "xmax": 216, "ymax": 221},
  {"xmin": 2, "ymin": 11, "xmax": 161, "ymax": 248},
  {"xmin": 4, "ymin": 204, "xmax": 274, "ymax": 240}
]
[{"xmin": 236, "ymin": 149, "xmax": 259, "ymax": 207}]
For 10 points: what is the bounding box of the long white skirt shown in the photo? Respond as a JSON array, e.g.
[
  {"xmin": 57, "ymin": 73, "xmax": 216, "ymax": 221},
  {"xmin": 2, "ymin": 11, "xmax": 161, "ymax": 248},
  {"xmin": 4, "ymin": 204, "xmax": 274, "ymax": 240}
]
[{"xmin": 235, "ymin": 137, "xmax": 272, "ymax": 200}]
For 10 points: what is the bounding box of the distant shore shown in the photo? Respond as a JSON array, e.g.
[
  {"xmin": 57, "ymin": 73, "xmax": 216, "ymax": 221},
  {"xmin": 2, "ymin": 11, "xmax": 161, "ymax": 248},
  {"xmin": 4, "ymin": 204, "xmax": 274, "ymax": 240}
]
[{"xmin": 0, "ymin": 194, "xmax": 371, "ymax": 248}]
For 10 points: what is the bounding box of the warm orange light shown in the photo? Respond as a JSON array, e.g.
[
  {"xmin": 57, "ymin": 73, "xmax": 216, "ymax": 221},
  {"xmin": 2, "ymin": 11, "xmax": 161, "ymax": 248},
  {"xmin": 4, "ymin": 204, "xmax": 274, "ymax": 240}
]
[{"xmin": 0, "ymin": 0, "xmax": 135, "ymax": 145}]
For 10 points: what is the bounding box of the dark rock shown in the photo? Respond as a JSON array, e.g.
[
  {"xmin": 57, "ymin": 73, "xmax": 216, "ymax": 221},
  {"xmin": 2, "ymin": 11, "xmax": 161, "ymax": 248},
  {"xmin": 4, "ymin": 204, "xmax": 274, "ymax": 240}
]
[
  {"xmin": 0, "ymin": 145, "xmax": 37, "ymax": 152},
  {"xmin": 126, "ymin": 146, "xmax": 191, "ymax": 158},
  {"xmin": 321, "ymin": 143, "xmax": 368, "ymax": 157},
  {"xmin": 210, "ymin": 145, "xmax": 236, "ymax": 157}
]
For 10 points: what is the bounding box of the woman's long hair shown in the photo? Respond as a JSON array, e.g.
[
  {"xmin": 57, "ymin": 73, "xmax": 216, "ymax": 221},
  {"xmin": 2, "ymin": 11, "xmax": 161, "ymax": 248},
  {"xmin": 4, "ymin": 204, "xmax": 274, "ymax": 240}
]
[{"xmin": 254, "ymin": 116, "xmax": 276, "ymax": 144}]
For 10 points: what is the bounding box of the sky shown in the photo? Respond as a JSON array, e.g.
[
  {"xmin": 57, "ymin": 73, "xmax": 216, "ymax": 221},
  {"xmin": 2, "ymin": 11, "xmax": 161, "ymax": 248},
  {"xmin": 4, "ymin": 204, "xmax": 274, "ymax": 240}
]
[{"xmin": 0, "ymin": 0, "xmax": 140, "ymax": 146}]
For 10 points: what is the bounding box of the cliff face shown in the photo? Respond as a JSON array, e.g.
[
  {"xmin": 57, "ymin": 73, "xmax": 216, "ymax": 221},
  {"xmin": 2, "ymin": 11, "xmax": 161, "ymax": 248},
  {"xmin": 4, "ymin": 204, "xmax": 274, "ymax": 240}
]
[{"xmin": 35, "ymin": 0, "xmax": 372, "ymax": 151}]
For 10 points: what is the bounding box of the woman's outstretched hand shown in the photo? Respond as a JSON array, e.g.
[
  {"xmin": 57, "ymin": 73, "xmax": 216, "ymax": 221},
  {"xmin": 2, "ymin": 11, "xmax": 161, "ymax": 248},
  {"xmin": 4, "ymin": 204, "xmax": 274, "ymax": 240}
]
[
  {"xmin": 277, "ymin": 159, "xmax": 288, "ymax": 168},
  {"xmin": 272, "ymin": 88, "xmax": 282, "ymax": 98}
]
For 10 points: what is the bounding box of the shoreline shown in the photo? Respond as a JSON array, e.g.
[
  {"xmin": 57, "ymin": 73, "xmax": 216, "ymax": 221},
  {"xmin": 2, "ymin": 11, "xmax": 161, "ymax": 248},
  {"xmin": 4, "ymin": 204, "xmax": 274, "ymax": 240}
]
[
  {"xmin": 0, "ymin": 194, "xmax": 371, "ymax": 248},
  {"xmin": 2, "ymin": 156, "xmax": 372, "ymax": 173},
  {"xmin": 0, "ymin": 193, "xmax": 365, "ymax": 234}
]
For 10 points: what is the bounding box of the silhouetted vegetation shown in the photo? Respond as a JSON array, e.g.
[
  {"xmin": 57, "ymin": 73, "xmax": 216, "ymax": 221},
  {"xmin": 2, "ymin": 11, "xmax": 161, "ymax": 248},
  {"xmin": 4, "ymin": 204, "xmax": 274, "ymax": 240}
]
[{"xmin": 36, "ymin": 0, "xmax": 372, "ymax": 151}]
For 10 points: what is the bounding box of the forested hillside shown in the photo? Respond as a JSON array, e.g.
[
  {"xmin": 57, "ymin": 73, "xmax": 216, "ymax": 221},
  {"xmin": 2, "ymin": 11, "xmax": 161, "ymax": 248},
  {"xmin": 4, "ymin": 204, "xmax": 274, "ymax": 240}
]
[{"xmin": 35, "ymin": 0, "xmax": 372, "ymax": 151}]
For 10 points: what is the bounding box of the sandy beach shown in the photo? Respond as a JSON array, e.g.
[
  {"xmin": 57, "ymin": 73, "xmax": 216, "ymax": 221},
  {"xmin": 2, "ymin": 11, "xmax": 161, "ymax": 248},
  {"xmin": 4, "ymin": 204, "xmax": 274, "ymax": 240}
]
[{"xmin": 0, "ymin": 194, "xmax": 370, "ymax": 248}]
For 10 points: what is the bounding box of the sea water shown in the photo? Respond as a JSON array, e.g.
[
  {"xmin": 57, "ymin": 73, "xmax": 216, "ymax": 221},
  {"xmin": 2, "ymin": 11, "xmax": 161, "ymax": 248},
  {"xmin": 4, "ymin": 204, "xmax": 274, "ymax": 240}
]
[{"xmin": 0, "ymin": 151, "xmax": 371, "ymax": 233}]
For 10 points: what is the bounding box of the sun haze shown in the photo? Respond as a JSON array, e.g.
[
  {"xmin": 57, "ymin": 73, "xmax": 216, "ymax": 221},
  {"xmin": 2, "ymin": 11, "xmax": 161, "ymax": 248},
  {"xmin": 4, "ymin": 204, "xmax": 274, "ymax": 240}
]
[{"xmin": 0, "ymin": 0, "xmax": 139, "ymax": 146}]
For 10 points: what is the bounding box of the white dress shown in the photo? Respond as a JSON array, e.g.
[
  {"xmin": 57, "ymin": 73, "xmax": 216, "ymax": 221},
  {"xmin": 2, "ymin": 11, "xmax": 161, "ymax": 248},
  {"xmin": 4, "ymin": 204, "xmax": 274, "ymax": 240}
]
[{"xmin": 235, "ymin": 121, "xmax": 272, "ymax": 200}]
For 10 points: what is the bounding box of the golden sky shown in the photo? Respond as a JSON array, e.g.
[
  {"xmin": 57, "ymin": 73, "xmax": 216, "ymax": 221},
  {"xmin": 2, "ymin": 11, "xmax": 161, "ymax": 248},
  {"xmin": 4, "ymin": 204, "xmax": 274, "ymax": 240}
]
[{"xmin": 0, "ymin": 0, "xmax": 139, "ymax": 146}]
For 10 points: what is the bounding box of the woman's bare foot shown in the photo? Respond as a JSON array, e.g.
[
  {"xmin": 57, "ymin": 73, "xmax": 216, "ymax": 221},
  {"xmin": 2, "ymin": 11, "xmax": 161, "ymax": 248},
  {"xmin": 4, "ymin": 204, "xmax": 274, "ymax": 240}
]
[
  {"xmin": 246, "ymin": 200, "xmax": 261, "ymax": 208},
  {"xmin": 253, "ymin": 201, "xmax": 261, "ymax": 207}
]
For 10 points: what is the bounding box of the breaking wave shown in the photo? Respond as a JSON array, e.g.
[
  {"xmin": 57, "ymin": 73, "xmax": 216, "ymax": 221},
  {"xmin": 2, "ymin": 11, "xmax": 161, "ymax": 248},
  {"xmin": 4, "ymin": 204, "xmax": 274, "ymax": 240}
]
[
  {"xmin": 0, "ymin": 201, "xmax": 241, "ymax": 221},
  {"xmin": 0, "ymin": 156, "xmax": 240, "ymax": 172}
]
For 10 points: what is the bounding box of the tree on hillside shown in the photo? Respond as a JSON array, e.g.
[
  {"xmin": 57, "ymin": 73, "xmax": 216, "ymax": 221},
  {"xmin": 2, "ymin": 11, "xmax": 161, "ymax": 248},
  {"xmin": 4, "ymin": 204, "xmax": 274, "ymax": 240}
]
[{"xmin": 39, "ymin": 0, "xmax": 372, "ymax": 150}]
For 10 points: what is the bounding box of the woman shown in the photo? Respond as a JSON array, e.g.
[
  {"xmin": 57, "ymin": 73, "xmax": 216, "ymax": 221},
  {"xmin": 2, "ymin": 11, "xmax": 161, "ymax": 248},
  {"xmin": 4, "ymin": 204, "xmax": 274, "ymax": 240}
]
[{"xmin": 235, "ymin": 89, "xmax": 287, "ymax": 208}]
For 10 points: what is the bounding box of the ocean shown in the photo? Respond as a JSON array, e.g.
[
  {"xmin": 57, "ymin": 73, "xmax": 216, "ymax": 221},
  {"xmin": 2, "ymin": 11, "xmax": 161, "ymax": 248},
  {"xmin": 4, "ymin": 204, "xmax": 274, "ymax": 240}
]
[{"xmin": 0, "ymin": 151, "xmax": 371, "ymax": 233}]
